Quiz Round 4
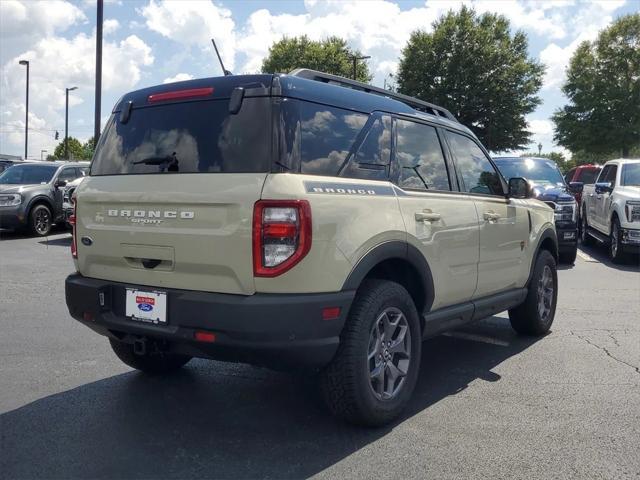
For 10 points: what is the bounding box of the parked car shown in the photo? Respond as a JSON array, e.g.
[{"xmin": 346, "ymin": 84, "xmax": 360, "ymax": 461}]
[
  {"xmin": 581, "ymin": 159, "xmax": 640, "ymax": 262},
  {"xmin": 65, "ymin": 70, "xmax": 559, "ymax": 426},
  {"xmin": 62, "ymin": 176, "xmax": 86, "ymax": 227},
  {"xmin": 493, "ymin": 156, "xmax": 578, "ymax": 264},
  {"xmin": 564, "ymin": 164, "xmax": 602, "ymax": 207},
  {"xmin": 0, "ymin": 161, "xmax": 88, "ymax": 235}
]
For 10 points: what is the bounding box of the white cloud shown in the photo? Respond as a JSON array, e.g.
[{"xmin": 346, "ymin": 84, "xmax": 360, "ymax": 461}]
[
  {"xmin": 0, "ymin": 26, "xmax": 153, "ymax": 158},
  {"xmin": 140, "ymin": 0, "xmax": 236, "ymax": 71},
  {"xmin": 103, "ymin": 19, "xmax": 120, "ymax": 35},
  {"xmin": 163, "ymin": 73, "xmax": 194, "ymax": 84}
]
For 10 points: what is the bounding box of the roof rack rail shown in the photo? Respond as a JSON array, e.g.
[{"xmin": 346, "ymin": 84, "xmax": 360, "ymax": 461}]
[{"xmin": 289, "ymin": 68, "xmax": 458, "ymax": 123}]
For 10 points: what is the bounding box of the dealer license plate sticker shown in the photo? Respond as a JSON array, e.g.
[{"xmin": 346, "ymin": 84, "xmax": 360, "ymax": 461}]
[{"xmin": 125, "ymin": 289, "xmax": 167, "ymax": 324}]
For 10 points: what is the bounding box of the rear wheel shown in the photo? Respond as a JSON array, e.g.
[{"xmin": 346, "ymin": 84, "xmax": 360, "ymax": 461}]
[
  {"xmin": 109, "ymin": 338, "xmax": 191, "ymax": 374},
  {"xmin": 580, "ymin": 207, "xmax": 593, "ymax": 246},
  {"xmin": 320, "ymin": 279, "xmax": 421, "ymax": 427},
  {"xmin": 29, "ymin": 204, "xmax": 52, "ymax": 236},
  {"xmin": 509, "ymin": 250, "xmax": 557, "ymax": 336}
]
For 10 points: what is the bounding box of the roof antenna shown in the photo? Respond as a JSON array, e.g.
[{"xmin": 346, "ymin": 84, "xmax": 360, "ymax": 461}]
[{"xmin": 211, "ymin": 38, "xmax": 232, "ymax": 76}]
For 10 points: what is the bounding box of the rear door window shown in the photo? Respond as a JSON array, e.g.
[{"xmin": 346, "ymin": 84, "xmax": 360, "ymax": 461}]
[
  {"xmin": 395, "ymin": 119, "xmax": 451, "ymax": 191},
  {"xmin": 91, "ymin": 98, "xmax": 272, "ymax": 175},
  {"xmin": 299, "ymin": 103, "xmax": 367, "ymax": 176},
  {"xmin": 340, "ymin": 115, "xmax": 391, "ymax": 181}
]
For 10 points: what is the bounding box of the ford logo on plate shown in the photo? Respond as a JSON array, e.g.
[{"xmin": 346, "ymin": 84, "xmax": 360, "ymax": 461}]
[{"xmin": 138, "ymin": 303, "xmax": 153, "ymax": 312}]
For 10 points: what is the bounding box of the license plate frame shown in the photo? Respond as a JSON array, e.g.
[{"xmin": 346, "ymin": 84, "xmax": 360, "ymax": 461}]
[{"xmin": 125, "ymin": 288, "xmax": 168, "ymax": 325}]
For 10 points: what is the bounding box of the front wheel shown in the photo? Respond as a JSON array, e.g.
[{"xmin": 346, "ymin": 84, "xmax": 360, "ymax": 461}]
[
  {"xmin": 609, "ymin": 217, "xmax": 626, "ymax": 264},
  {"xmin": 320, "ymin": 279, "xmax": 421, "ymax": 427},
  {"xmin": 109, "ymin": 338, "xmax": 191, "ymax": 374},
  {"xmin": 509, "ymin": 250, "xmax": 557, "ymax": 336},
  {"xmin": 29, "ymin": 204, "xmax": 52, "ymax": 236}
]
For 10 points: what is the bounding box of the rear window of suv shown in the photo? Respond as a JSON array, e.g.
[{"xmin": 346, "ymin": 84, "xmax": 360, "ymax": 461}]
[{"xmin": 91, "ymin": 98, "xmax": 271, "ymax": 175}]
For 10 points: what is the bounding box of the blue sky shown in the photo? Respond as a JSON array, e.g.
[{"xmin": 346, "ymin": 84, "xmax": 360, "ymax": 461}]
[{"xmin": 0, "ymin": 0, "xmax": 637, "ymax": 159}]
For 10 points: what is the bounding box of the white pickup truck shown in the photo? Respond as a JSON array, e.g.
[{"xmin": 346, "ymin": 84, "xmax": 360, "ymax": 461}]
[{"xmin": 580, "ymin": 159, "xmax": 640, "ymax": 262}]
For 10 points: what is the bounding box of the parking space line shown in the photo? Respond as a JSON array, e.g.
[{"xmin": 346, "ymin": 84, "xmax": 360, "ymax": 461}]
[
  {"xmin": 443, "ymin": 331, "xmax": 509, "ymax": 346},
  {"xmin": 577, "ymin": 249, "xmax": 599, "ymax": 263}
]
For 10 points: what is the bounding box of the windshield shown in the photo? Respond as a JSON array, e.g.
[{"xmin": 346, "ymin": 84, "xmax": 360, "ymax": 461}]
[
  {"xmin": 621, "ymin": 163, "xmax": 640, "ymax": 186},
  {"xmin": 0, "ymin": 164, "xmax": 58, "ymax": 185},
  {"xmin": 91, "ymin": 98, "xmax": 271, "ymax": 175},
  {"xmin": 493, "ymin": 158, "xmax": 565, "ymax": 186}
]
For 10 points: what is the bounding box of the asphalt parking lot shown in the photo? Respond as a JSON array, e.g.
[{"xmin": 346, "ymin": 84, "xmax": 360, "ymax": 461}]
[{"xmin": 1, "ymin": 230, "xmax": 639, "ymax": 480}]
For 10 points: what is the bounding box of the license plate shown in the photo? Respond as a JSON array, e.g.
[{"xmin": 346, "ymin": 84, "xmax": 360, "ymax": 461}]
[{"xmin": 125, "ymin": 289, "xmax": 167, "ymax": 324}]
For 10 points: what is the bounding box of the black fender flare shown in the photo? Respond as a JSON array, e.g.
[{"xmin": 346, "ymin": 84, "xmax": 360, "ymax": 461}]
[
  {"xmin": 526, "ymin": 227, "xmax": 558, "ymax": 286},
  {"xmin": 26, "ymin": 195, "xmax": 55, "ymax": 218},
  {"xmin": 341, "ymin": 240, "xmax": 435, "ymax": 313}
]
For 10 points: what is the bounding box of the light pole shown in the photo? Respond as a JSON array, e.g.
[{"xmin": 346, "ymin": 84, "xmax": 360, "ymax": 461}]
[
  {"xmin": 41, "ymin": 150, "xmax": 47, "ymax": 161},
  {"xmin": 94, "ymin": 0, "xmax": 103, "ymax": 143},
  {"xmin": 18, "ymin": 60, "xmax": 29, "ymax": 159},
  {"xmin": 65, "ymin": 86, "xmax": 78, "ymax": 159},
  {"xmin": 350, "ymin": 55, "xmax": 370, "ymax": 80},
  {"xmin": 538, "ymin": 142, "xmax": 543, "ymax": 155}
]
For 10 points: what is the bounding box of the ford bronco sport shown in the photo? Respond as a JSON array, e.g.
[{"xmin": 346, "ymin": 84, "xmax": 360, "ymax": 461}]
[{"xmin": 65, "ymin": 70, "xmax": 558, "ymax": 426}]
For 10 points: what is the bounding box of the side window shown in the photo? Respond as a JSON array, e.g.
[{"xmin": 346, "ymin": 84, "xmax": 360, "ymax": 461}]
[
  {"xmin": 78, "ymin": 167, "xmax": 89, "ymax": 176},
  {"xmin": 596, "ymin": 165, "xmax": 610, "ymax": 183},
  {"xmin": 341, "ymin": 115, "xmax": 391, "ymax": 181},
  {"xmin": 606, "ymin": 165, "xmax": 618, "ymax": 186},
  {"xmin": 395, "ymin": 119, "xmax": 451, "ymax": 191},
  {"xmin": 445, "ymin": 131, "xmax": 503, "ymax": 196},
  {"xmin": 299, "ymin": 102, "xmax": 367, "ymax": 176},
  {"xmin": 564, "ymin": 168, "xmax": 575, "ymax": 184},
  {"xmin": 57, "ymin": 168, "xmax": 77, "ymax": 182}
]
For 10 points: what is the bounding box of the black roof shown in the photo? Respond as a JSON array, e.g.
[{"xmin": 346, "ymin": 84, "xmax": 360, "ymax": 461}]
[{"xmin": 112, "ymin": 72, "xmax": 473, "ymax": 136}]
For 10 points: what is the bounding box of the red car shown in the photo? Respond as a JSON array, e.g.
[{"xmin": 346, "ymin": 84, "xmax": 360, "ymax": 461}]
[{"xmin": 564, "ymin": 164, "xmax": 602, "ymax": 206}]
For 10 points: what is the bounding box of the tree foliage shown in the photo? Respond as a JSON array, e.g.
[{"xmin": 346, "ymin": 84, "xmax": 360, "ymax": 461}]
[
  {"xmin": 261, "ymin": 36, "xmax": 371, "ymax": 82},
  {"xmin": 53, "ymin": 137, "xmax": 85, "ymax": 160},
  {"xmin": 396, "ymin": 6, "xmax": 544, "ymax": 151},
  {"xmin": 553, "ymin": 14, "xmax": 640, "ymax": 157}
]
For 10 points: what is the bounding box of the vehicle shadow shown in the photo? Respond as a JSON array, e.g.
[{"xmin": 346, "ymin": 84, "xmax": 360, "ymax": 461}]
[
  {"xmin": 578, "ymin": 243, "xmax": 640, "ymax": 271},
  {"xmin": 1, "ymin": 316, "xmax": 539, "ymax": 480},
  {"xmin": 37, "ymin": 236, "xmax": 71, "ymax": 247},
  {"xmin": 0, "ymin": 225, "xmax": 69, "ymax": 241}
]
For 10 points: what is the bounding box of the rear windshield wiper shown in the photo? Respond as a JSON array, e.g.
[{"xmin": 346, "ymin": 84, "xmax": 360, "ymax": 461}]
[{"xmin": 133, "ymin": 153, "xmax": 179, "ymax": 172}]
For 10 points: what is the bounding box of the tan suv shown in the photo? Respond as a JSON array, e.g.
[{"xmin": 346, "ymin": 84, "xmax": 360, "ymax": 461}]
[{"xmin": 65, "ymin": 70, "xmax": 558, "ymax": 426}]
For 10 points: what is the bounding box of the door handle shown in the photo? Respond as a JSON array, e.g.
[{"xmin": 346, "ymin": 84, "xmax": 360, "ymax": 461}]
[
  {"xmin": 415, "ymin": 210, "xmax": 441, "ymax": 222},
  {"xmin": 483, "ymin": 211, "xmax": 501, "ymax": 222}
]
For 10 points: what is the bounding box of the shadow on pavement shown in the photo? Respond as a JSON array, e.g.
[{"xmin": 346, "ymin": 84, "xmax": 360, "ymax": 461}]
[
  {"xmin": 1, "ymin": 317, "xmax": 539, "ymax": 480},
  {"xmin": 37, "ymin": 236, "xmax": 72, "ymax": 247},
  {"xmin": 0, "ymin": 225, "xmax": 69, "ymax": 241},
  {"xmin": 578, "ymin": 244, "xmax": 640, "ymax": 272}
]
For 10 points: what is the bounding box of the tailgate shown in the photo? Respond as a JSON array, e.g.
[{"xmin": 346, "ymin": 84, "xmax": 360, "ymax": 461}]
[{"xmin": 75, "ymin": 174, "xmax": 266, "ymax": 295}]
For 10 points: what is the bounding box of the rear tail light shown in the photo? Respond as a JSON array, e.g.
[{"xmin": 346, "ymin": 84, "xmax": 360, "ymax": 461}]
[
  {"xmin": 253, "ymin": 200, "xmax": 311, "ymax": 277},
  {"xmin": 70, "ymin": 197, "xmax": 77, "ymax": 259}
]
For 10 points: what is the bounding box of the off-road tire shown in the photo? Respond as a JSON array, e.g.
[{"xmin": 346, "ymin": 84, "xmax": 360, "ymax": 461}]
[
  {"xmin": 609, "ymin": 217, "xmax": 626, "ymax": 264},
  {"xmin": 580, "ymin": 207, "xmax": 593, "ymax": 246},
  {"xmin": 29, "ymin": 203, "xmax": 52, "ymax": 236},
  {"xmin": 559, "ymin": 247, "xmax": 577, "ymax": 265},
  {"xmin": 109, "ymin": 338, "xmax": 191, "ymax": 374},
  {"xmin": 509, "ymin": 250, "xmax": 557, "ymax": 336},
  {"xmin": 320, "ymin": 279, "xmax": 421, "ymax": 427}
]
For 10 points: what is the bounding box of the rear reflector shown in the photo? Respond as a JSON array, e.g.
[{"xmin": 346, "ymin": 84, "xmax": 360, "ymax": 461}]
[
  {"xmin": 148, "ymin": 87, "xmax": 214, "ymax": 103},
  {"xmin": 194, "ymin": 331, "xmax": 216, "ymax": 343},
  {"xmin": 322, "ymin": 307, "xmax": 341, "ymax": 320}
]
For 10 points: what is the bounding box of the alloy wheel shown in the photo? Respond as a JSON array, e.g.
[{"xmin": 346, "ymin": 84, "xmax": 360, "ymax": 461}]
[
  {"xmin": 367, "ymin": 307, "xmax": 412, "ymax": 401},
  {"xmin": 34, "ymin": 208, "xmax": 51, "ymax": 235},
  {"xmin": 537, "ymin": 265, "xmax": 554, "ymax": 323}
]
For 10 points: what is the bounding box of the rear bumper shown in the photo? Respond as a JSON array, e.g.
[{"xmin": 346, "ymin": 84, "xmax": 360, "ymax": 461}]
[{"xmin": 65, "ymin": 274, "xmax": 354, "ymax": 370}]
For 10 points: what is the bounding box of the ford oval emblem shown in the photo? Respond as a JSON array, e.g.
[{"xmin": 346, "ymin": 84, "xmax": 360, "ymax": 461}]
[
  {"xmin": 81, "ymin": 236, "xmax": 93, "ymax": 246},
  {"xmin": 138, "ymin": 303, "xmax": 153, "ymax": 312}
]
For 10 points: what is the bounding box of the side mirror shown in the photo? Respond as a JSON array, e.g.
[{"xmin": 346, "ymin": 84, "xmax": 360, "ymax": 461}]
[
  {"xmin": 508, "ymin": 177, "xmax": 532, "ymax": 199},
  {"xmin": 594, "ymin": 182, "xmax": 612, "ymax": 194},
  {"xmin": 569, "ymin": 181, "xmax": 584, "ymax": 194},
  {"xmin": 55, "ymin": 179, "xmax": 67, "ymax": 188}
]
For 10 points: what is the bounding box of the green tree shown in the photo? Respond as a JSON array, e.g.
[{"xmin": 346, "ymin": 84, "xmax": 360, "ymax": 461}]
[
  {"xmin": 261, "ymin": 36, "xmax": 371, "ymax": 82},
  {"xmin": 553, "ymin": 14, "xmax": 640, "ymax": 157},
  {"xmin": 82, "ymin": 136, "xmax": 96, "ymax": 160},
  {"xmin": 396, "ymin": 6, "xmax": 544, "ymax": 151},
  {"xmin": 52, "ymin": 137, "xmax": 85, "ymax": 160}
]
